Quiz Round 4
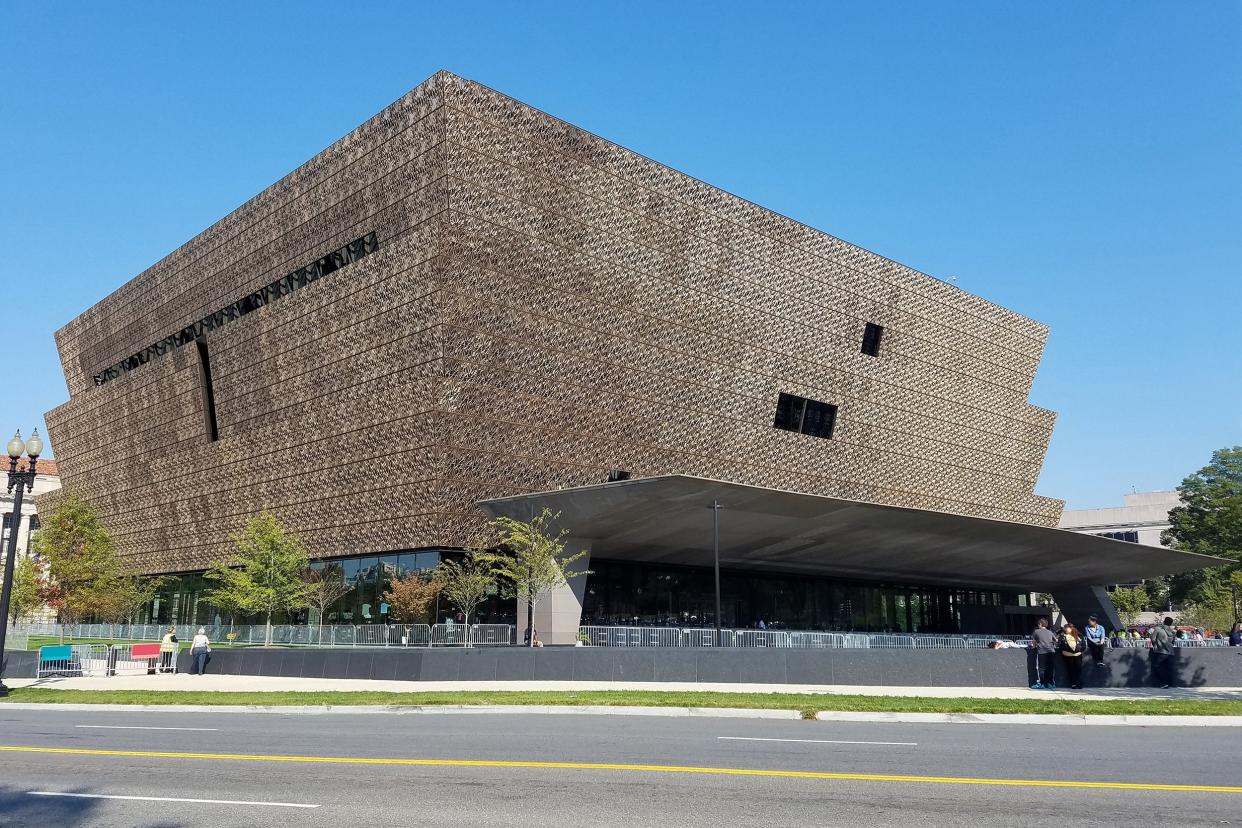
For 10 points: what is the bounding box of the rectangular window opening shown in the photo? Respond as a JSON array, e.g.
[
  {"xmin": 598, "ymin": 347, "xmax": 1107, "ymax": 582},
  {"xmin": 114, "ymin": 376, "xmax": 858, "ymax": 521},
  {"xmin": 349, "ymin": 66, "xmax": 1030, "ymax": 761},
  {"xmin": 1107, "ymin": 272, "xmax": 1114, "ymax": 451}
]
[
  {"xmin": 196, "ymin": 340, "xmax": 219, "ymax": 443},
  {"xmin": 861, "ymin": 322, "xmax": 884, "ymax": 357},
  {"xmin": 773, "ymin": 392, "xmax": 837, "ymax": 440}
]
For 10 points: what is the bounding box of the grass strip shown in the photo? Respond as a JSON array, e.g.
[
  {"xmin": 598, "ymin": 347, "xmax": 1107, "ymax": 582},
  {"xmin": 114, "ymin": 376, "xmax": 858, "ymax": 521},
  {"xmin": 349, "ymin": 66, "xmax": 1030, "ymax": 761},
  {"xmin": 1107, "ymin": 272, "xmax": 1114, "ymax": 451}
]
[{"xmin": 2, "ymin": 688, "xmax": 1239, "ymax": 716}]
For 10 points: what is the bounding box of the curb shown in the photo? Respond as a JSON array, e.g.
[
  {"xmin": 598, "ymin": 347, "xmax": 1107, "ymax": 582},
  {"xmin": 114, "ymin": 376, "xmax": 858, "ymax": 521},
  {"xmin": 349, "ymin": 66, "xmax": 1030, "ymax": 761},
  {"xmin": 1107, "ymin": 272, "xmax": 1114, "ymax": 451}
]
[
  {"xmin": 3, "ymin": 702, "xmax": 1242, "ymax": 725},
  {"xmin": 812, "ymin": 711, "xmax": 1242, "ymax": 727}
]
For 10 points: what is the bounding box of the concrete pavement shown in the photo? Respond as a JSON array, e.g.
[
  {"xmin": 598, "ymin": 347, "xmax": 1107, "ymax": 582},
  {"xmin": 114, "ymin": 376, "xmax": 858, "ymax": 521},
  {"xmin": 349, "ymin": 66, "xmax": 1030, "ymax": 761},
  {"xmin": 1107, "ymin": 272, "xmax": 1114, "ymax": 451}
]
[
  {"xmin": 0, "ymin": 705, "xmax": 1238, "ymax": 827},
  {"xmin": 9, "ymin": 673, "xmax": 1242, "ymax": 700}
]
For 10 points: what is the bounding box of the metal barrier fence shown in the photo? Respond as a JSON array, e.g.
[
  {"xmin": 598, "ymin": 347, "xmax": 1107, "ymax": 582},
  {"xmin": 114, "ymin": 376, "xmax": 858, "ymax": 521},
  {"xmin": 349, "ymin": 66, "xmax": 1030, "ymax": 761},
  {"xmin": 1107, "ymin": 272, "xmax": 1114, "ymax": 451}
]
[
  {"xmin": 3, "ymin": 629, "xmax": 28, "ymax": 651},
  {"xmin": 36, "ymin": 643, "xmax": 110, "ymax": 678},
  {"xmin": 109, "ymin": 643, "xmax": 173, "ymax": 676},
  {"xmin": 11, "ymin": 623, "xmax": 514, "ymax": 648}
]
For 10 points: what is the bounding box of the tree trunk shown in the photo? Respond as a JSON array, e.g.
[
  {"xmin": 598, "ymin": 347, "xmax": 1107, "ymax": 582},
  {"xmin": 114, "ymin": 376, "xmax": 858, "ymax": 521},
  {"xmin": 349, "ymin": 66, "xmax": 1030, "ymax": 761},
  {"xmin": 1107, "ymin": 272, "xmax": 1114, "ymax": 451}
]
[
  {"xmin": 464, "ymin": 610, "xmax": 471, "ymax": 648},
  {"xmin": 265, "ymin": 611, "xmax": 273, "ymax": 647},
  {"xmin": 527, "ymin": 598, "xmax": 534, "ymax": 648}
]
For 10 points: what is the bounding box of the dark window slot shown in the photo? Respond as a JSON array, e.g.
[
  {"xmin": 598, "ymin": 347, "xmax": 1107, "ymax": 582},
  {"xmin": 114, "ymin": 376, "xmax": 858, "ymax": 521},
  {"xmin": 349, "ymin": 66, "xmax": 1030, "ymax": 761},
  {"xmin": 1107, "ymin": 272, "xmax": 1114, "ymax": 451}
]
[
  {"xmin": 861, "ymin": 322, "xmax": 884, "ymax": 357},
  {"xmin": 93, "ymin": 231, "xmax": 379, "ymax": 386},
  {"xmin": 773, "ymin": 392, "xmax": 837, "ymax": 440},
  {"xmin": 196, "ymin": 340, "xmax": 219, "ymax": 443}
]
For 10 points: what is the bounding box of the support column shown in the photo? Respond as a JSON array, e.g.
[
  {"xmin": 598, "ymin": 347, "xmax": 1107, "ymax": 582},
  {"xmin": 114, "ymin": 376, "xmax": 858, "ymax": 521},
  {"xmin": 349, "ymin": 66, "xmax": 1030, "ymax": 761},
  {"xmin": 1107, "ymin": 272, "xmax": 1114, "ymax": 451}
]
[
  {"xmin": 1052, "ymin": 585, "xmax": 1124, "ymax": 631},
  {"xmin": 516, "ymin": 540, "xmax": 591, "ymax": 646}
]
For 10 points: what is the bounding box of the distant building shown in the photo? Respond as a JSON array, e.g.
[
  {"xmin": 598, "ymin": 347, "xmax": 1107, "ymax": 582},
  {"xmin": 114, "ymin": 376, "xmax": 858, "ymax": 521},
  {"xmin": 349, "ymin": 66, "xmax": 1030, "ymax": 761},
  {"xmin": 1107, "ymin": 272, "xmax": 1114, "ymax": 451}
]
[
  {"xmin": 1058, "ymin": 491, "xmax": 1181, "ymax": 589},
  {"xmin": 1, "ymin": 457, "xmax": 60, "ymax": 623}
]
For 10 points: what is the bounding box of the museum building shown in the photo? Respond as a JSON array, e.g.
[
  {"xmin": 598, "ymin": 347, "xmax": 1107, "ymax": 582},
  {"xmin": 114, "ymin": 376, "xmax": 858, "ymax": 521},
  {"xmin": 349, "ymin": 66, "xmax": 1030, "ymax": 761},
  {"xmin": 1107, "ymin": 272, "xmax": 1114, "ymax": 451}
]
[{"xmin": 41, "ymin": 71, "xmax": 1215, "ymax": 640}]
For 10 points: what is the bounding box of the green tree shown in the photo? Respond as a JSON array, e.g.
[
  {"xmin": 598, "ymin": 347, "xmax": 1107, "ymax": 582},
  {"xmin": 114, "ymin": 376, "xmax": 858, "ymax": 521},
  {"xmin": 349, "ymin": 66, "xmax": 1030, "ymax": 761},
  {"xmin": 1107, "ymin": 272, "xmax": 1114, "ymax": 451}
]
[
  {"xmin": 99, "ymin": 574, "xmax": 167, "ymax": 626},
  {"xmin": 1108, "ymin": 586, "xmax": 1148, "ymax": 627},
  {"xmin": 30, "ymin": 494, "xmax": 122, "ymax": 631},
  {"xmin": 435, "ymin": 550, "xmax": 497, "ymax": 644},
  {"xmin": 1162, "ymin": 446, "xmax": 1242, "ymax": 608},
  {"xmin": 204, "ymin": 511, "xmax": 310, "ymax": 646},
  {"xmin": 301, "ymin": 565, "xmax": 353, "ymax": 644},
  {"xmin": 9, "ymin": 555, "xmax": 43, "ymax": 624},
  {"xmin": 485, "ymin": 509, "xmax": 590, "ymax": 647}
]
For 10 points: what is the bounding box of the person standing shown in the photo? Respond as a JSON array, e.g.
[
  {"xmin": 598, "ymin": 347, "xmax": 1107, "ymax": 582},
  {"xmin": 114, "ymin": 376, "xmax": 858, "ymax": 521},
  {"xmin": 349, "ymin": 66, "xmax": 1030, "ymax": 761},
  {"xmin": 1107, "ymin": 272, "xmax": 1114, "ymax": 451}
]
[
  {"xmin": 1030, "ymin": 618, "xmax": 1058, "ymax": 689},
  {"xmin": 1229, "ymin": 622, "xmax": 1242, "ymax": 647},
  {"xmin": 1058, "ymin": 623, "xmax": 1086, "ymax": 689},
  {"xmin": 1149, "ymin": 616, "xmax": 1176, "ymax": 688},
  {"xmin": 1083, "ymin": 615, "xmax": 1107, "ymax": 667},
  {"xmin": 159, "ymin": 626, "xmax": 178, "ymax": 673},
  {"xmin": 189, "ymin": 628, "xmax": 211, "ymax": 676}
]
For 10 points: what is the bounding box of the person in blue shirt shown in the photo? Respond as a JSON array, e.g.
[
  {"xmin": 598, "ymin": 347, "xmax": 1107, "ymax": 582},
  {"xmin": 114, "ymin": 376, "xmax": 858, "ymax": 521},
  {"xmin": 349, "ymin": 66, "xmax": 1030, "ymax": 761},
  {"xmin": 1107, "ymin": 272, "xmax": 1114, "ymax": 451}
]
[
  {"xmin": 1083, "ymin": 615, "xmax": 1108, "ymax": 667},
  {"xmin": 1230, "ymin": 622, "xmax": 1242, "ymax": 647}
]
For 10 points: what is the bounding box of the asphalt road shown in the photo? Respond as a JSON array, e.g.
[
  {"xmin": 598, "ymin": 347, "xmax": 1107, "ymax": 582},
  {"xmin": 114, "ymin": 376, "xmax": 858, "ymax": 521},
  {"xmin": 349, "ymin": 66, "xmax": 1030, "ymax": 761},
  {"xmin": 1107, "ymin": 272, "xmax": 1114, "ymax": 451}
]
[{"xmin": 0, "ymin": 707, "xmax": 1237, "ymax": 827}]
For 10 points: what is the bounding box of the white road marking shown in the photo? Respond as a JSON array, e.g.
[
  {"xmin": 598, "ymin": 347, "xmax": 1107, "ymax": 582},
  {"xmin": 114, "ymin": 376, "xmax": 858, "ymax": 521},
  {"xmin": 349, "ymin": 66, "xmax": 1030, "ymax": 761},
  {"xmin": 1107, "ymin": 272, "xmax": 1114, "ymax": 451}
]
[
  {"xmin": 28, "ymin": 792, "xmax": 318, "ymax": 808},
  {"xmin": 75, "ymin": 725, "xmax": 219, "ymax": 731},
  {"xmin": 718, "ymin": 736, "xmax": 917, "ymax": 746}
]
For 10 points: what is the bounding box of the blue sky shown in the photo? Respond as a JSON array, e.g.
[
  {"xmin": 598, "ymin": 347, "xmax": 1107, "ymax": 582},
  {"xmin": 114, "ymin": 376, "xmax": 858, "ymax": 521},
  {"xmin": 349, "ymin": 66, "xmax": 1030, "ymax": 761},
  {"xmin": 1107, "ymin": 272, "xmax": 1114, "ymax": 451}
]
[{"xmin": 1, "ymin": 3, "xmax": 1238, "ymax": 509}]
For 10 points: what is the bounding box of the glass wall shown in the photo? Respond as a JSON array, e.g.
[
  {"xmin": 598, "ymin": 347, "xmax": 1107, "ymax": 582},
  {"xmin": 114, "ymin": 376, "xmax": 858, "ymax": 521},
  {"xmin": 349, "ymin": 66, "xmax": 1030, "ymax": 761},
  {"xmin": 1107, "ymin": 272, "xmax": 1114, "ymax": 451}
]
[{"xmin": 580, "ymin": 559, "xmax": 1016, "ymax": 634}]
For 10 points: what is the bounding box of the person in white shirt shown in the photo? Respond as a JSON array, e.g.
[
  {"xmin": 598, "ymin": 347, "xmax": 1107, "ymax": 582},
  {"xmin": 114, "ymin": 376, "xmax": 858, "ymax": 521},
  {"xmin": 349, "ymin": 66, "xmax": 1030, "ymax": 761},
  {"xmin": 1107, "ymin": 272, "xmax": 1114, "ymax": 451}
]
[{"xmin": 189, "ymin": 628, "xmax": 211, "ymax": 675}]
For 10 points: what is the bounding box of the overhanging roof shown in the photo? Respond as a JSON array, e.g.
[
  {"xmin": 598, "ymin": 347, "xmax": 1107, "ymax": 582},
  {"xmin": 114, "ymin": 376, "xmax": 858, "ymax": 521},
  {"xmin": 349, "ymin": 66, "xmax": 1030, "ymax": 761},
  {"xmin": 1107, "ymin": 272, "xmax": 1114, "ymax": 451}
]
[{"xmin": 479, "ymin": 476, "xmax": 1222, "ymax": 591}]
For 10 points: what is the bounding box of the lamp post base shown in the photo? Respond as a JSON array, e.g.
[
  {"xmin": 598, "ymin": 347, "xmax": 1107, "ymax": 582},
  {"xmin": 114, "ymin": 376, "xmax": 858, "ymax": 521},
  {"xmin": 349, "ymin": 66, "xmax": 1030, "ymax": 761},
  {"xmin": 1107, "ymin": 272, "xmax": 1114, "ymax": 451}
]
[{"xmin": 0, "ymin": 681, "xmax": 9, "ymax": 698}]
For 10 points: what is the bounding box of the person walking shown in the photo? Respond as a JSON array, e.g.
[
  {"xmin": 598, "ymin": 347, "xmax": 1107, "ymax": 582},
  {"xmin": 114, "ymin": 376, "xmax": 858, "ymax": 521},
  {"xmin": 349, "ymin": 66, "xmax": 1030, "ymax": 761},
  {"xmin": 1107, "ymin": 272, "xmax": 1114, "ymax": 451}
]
[
  {"xmin": 1229, "ymin": 622, "xmax": 1242, "ymax": 647},
  {"xmin": 1083, "ymin": 615, "xmax": 1107, "ymax": 667},
  {"xmin": 1030, "ymin": 618, "xmax": 1058, "ymax": 689},
  {"xmin": 1058, "ymin": 622, "xmax": 1086, "ymax": 689},
  {"xmin": 189, "ymin": 628, "xmax": 211, "ymax": 676},
  {"xmin": 1149, "ymin": 616, "xmax": 1176, "ymax": 688},
  {"xmin": 159, "ymin": 626, "xmax": 178, "ymax": 673}
]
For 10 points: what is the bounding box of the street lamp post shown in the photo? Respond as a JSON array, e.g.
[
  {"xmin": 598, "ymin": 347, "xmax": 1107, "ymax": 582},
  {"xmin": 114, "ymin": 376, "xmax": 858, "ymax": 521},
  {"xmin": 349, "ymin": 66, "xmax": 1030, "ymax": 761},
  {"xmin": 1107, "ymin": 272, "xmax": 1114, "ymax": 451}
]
[
  {"xmin": 711, "ymin": 500, "xmax": 722, "ymax": 647},
  {"xmin": 0, "ymin": 428, "xmax": 43, "ymax": 697}
]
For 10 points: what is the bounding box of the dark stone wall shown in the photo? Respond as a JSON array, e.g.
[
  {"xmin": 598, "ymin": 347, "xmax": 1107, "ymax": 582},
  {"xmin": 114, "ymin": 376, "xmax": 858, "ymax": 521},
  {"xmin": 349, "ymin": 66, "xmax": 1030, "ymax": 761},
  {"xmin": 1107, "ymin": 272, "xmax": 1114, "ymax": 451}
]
[
  {"xmin": 163, "ymin": 646, "xmax": 1240, "ymax": 688},
  {"xmin": 8, "ymin": 646, "xmax": 1239, "ymax": 688}
]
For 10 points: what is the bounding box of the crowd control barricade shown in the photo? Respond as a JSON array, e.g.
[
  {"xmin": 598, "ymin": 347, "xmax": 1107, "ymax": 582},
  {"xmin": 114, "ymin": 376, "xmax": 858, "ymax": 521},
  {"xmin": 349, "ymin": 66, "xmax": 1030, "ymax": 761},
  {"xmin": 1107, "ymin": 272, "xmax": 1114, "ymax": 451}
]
[
  {"xmin": 789, "ymin": 632, "xmax": 846, "ymax": 648},
  {"xmin": 430, "ymin": 624, "xmax": 469, "ymax": 646},
  {"xmin": 914, "ymin": 636, "xmax": 968, "ymax": 649},
  {"xmin": 681, "ymin": 628, "xmax": 735, "ymax": 647},
  {"xmin": 866, "ymin": 634, "xmax": 917, "ymax": 648},
  {"xmin": 395, "ymin": 625, "xmax": 432, "ymax": 647},
  {"xmin": 36, "ymin": 644, "xmax": 109, "ymax": 678},
  {"xmin": 735, "ymin": 630, "xmax": 792, "ymax": 648},
  {"xmin": 109, "ymin": 643, "xmax": 166, "ymax": 676},
  {"xmin": 469, "ymin": 625, "xmax": 513, "ymax": 646},
  {"xmin": 1177, "ymin": 639, "xmax": 1227, "ymax": 648}
]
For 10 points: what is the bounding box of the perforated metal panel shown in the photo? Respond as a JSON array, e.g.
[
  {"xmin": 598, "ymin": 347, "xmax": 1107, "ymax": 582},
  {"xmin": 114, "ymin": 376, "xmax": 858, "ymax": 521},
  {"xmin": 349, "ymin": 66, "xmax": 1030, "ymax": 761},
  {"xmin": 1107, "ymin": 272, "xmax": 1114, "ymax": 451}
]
[{"xmin": 42, "ymin": 71, "xmax": 1062, "ymax": 574}]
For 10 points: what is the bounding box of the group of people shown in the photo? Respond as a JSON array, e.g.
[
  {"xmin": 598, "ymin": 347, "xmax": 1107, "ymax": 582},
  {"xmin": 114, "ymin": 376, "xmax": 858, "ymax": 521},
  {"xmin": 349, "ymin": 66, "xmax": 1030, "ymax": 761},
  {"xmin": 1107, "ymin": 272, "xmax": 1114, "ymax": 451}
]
[
  {"xmin": 1027, "ymin": 615, "xmax": 1110, "ymax": 690},
  {"xmin": 1017, "ymin": 617, "xmax": 1242, "ymax": 690},
  {"xmin": 161, "ymin": 626, "xmax": 213, "ymax": 675}
]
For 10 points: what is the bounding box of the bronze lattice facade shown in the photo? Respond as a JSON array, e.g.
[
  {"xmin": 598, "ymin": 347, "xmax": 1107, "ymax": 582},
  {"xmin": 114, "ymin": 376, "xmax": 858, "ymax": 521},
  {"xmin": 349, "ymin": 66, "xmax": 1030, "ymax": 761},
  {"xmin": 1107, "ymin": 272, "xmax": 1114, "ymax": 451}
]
[{"xmin": 44, "ymin": 70, "xmax": 1063, "ymax": 575}]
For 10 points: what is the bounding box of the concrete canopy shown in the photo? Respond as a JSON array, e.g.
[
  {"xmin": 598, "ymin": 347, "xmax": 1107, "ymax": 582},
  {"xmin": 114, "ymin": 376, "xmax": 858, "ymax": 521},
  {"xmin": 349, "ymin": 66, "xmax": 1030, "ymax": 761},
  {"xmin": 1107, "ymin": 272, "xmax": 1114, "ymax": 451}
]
[{"xmin": 479, "ymin": 475, "xmax": 1221, "ymax": 592}]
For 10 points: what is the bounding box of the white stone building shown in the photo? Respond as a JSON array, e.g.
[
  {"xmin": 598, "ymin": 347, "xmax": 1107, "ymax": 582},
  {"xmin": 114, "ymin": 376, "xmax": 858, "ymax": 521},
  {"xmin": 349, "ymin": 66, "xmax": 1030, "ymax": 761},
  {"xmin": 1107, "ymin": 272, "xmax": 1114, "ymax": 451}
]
[{"xmin": 1, "ymin": 457, "xmax": 60, "ymax": 623}]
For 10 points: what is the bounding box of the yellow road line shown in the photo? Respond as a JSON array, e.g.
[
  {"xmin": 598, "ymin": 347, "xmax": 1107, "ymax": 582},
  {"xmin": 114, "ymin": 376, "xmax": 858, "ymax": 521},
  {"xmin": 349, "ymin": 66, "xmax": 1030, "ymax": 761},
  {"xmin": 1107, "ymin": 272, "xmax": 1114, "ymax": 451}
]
[{"xmin": 2, "ymin": 745, "xmax": 1239, "ymax": 794}]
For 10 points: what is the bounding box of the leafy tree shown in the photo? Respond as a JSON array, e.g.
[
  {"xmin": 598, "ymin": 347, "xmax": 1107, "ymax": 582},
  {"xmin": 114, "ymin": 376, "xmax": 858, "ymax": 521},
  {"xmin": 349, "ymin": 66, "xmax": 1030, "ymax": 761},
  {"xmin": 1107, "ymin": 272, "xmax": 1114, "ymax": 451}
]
[
  {"xmin": 9, "ymin": 555, "xmax": 43, "ymax": 624},
  {"xmin": 301, "ymin": 565, "xmax": 353, "ymax": 644},
  {"xmin": 485, "ymin": 509, "xmax": 590, "ymax": 647},
  {"xmin": 383, "ymin": 573, "xmax": 441, "ymax": 624},
  {"xmin": 435, "ymin": 550, "xmax": 497, "ymax": 644},
  {"xmin": 30, "ymin": 494, "xmax": 122, "ymax": 630},
  {"xmin": 1162, "ymin": 446, "xmax": 1242, "ymax": 607},
  {"xmin": 1108, "ymin": 586, "xmax": 1148, "ymax": 627},
  {"xmin": 204, "ymin": 511, "xmax": 310, "ymax": 646},
  {"xmin": 99, "ymin": 574, "xmax": 167, "ymax": 626}
]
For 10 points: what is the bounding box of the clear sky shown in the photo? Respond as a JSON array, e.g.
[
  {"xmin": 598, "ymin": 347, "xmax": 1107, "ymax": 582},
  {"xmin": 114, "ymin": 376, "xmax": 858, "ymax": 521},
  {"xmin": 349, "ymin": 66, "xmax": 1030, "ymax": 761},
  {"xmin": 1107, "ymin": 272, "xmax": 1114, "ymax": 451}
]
[{"xmin": 1, "ymin": 2, "xmax": 1238, "ymax": 510}]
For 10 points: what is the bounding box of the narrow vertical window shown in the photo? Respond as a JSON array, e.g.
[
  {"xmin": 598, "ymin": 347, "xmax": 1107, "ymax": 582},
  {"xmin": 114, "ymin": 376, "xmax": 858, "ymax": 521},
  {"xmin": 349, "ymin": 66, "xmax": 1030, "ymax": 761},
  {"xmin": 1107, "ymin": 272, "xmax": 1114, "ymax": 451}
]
[
  {"xmin": 861, "ymin": 322, "xmax": 884, "ymax": 357},
  {"xmin": 196, "ymin": 340, "xmax": 219, "ymax": 442}
]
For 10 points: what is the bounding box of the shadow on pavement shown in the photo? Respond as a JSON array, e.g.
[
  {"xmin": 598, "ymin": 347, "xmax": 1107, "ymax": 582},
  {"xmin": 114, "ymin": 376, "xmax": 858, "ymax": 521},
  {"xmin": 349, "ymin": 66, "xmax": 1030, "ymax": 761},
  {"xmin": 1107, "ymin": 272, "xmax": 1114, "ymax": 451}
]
[{"xmin": 0, "ymin": 786, "xmax": 106, "ymax": 828}]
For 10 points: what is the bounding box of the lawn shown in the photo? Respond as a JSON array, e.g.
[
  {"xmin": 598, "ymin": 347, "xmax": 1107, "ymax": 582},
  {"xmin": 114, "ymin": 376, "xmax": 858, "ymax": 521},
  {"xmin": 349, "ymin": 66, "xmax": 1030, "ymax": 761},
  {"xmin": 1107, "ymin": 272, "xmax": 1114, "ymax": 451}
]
[{"xmin": 2, "ymin": 688, "xmax": 1239, "ymax": 717}]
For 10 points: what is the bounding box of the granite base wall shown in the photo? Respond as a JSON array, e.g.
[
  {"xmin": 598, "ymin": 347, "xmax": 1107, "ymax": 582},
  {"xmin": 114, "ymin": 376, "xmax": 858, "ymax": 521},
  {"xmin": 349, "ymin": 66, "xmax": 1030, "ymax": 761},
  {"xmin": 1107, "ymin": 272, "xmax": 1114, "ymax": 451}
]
[{"xmin": 6, "ymin": 647, "xmax": 1240, "ymax": 688}]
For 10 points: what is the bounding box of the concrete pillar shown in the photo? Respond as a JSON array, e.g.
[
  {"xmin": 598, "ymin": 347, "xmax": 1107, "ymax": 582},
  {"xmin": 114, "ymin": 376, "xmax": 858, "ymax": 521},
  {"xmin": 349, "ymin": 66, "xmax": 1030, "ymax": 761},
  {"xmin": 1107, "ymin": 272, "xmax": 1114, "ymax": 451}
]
[
  {"xmin": 1052, "ymin": 585, "xmax": 1124, "ymax": 631},
  {"xmin": 515, "ymin": 540, "xmax": 591, "ymax": 646}
]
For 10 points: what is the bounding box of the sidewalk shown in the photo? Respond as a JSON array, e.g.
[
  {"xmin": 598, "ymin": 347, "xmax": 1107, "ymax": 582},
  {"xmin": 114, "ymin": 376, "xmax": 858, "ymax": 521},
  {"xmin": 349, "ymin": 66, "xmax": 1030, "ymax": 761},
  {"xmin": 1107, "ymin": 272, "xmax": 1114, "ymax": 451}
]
[{"xmin": 7, "ymin": 674, "xmax": 1242, "ymax": 701}]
